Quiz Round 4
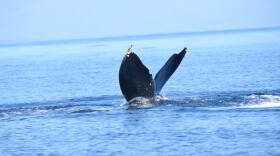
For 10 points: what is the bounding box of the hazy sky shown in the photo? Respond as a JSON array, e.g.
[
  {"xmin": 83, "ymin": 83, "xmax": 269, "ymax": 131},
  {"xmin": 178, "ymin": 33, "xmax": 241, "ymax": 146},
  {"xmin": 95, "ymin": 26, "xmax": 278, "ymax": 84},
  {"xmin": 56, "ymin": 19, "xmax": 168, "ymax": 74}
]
[{"xmin": 0, "ymin": 0, "xmax": 280, "ymax": 41}]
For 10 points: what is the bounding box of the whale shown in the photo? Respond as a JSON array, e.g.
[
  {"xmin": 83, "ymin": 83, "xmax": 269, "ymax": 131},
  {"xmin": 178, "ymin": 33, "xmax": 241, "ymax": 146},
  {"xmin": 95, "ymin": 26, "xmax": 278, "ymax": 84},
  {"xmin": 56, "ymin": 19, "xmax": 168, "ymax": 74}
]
[{"xmin": 119, "ymin": 45, "xmax": 187, "ymax": 102}]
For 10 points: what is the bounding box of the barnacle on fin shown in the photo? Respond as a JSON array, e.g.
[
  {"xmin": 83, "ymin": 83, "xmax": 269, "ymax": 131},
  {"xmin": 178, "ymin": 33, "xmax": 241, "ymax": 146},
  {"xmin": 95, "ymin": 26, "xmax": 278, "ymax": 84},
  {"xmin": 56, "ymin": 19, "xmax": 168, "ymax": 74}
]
[{"xmin": 125, "ymin": 45, "xmax": 133, "ymax": 56}]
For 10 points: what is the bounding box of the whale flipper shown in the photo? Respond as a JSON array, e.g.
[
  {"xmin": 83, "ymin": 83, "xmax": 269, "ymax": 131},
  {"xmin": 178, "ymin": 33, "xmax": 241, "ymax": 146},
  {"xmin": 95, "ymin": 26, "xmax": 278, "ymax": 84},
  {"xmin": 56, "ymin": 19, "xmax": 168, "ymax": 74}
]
[
  {"xmin": 154, "ymin": 47, "xmax": 187, "ymax": 93},
  {"xmin": 119, "ymin": 50, "xmax": 155, "ymax": 101},
  {"xmin": 119, "ymin": 46, "xmax": 187, "ymax": 101}
]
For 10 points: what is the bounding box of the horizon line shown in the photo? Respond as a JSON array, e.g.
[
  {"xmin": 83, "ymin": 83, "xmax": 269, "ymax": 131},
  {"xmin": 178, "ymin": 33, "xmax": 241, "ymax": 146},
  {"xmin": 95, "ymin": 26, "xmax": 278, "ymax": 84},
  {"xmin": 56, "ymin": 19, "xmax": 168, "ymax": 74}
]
[{"xmin": 0, "ymin": 26, "xmax": 279, "ymax": 48}]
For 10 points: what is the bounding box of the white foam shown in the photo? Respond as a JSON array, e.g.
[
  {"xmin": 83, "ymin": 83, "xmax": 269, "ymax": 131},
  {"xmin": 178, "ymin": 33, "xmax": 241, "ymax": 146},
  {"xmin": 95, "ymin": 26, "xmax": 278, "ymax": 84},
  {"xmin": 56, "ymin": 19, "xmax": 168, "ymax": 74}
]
[
  {"xmin": 155, "ymin": 95, "xmax": 168, "ymax": 101},
  {"xmin": 241, "ymin": 102, "xmax": 280, "ymax": 108},
  {"xmin": 123, "ymin": 97, "xmax": 156, "ymax": 109},
  {"xmin": 240, "ymin": 94, "xmax": 280, "ymax": 108}
]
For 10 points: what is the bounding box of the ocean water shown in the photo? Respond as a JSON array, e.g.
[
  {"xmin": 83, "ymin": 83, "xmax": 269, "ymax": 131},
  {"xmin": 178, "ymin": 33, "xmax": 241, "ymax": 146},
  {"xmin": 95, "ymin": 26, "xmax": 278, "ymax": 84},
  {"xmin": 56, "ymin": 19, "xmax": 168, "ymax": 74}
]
[{"xmin": 0, "ymin": 28, "xmax": 280, "ymax": 155}]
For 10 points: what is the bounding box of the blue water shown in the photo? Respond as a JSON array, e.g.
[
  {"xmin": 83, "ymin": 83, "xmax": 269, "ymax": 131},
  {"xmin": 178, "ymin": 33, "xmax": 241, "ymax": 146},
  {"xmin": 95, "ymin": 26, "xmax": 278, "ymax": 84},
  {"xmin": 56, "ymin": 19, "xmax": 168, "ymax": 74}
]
[{"xmin": 1, "ymin": 28, "xmax": 280, "ymax": 155}]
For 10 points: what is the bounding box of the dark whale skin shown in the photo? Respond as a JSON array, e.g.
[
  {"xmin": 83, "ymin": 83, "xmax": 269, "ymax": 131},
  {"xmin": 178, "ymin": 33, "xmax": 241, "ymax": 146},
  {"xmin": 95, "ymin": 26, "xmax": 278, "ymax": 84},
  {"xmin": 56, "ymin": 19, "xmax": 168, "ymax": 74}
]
[{"xmin": 119, "ymin": 47, "xmax": 187, "ymax": 101}]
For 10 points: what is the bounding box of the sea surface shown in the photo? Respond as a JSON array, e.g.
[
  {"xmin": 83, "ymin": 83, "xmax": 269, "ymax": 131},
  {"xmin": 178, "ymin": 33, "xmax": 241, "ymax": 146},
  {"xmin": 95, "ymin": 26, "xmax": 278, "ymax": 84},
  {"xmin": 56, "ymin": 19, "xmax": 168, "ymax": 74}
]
[{"xmin": 0, "ymin": 28, "xmax": 280, "ymax": 155}]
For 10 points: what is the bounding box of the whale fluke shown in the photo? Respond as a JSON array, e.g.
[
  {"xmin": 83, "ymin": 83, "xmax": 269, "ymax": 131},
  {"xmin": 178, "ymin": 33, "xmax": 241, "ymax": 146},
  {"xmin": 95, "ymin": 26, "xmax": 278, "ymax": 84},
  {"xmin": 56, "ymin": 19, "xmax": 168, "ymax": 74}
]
[
  {"xmin": 154, "ymin": 47, "xmax": 187, "ymax": 93},
  {"xmin": 119, "ymin": 46, "xmax": 187, "ymax": 101},
  {"xmin": 119, "ymin": 46, "xmax": 155, "ymax": 101}
]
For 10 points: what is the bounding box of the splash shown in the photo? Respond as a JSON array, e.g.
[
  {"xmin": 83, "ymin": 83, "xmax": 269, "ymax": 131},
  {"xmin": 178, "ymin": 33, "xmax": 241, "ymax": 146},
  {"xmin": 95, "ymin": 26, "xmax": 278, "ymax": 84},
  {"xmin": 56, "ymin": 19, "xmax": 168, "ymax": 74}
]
[
  {"xmin": 123, "ymin": 95, "xmax": 168, "ymax": 109},
  {"xmin": 124, "ymin": 97, "xmax": 155, "ymax": 109}
]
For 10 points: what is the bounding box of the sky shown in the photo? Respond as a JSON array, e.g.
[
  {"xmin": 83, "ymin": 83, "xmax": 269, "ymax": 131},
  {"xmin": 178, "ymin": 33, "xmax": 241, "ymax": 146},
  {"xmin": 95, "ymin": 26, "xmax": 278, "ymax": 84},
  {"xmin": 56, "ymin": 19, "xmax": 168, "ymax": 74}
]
[{"xmin": 0, "ymin": 0, "xmax": 280, "ymax": 41}]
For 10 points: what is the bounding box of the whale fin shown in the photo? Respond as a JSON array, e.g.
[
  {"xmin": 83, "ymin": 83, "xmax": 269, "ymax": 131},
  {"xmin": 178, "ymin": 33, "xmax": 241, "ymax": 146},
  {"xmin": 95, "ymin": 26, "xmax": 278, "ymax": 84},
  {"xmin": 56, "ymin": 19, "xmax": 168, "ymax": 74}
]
[
  {"xmin": 154, "ymin": 47, "xmax": 187, "ymax": 93},
  {"xmin": 119, "ymin": 52, "xmax": 155, "ymax": 101}
]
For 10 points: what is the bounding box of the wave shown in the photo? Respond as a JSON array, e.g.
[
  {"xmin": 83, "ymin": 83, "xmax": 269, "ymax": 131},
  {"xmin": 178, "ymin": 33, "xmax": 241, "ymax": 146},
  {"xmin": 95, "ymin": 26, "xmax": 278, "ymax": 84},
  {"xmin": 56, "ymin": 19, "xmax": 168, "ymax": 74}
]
[
  {"xmin": 239, "ymin": 94, "xmax": 280, "ymax": 108},
  {"xmin": 0, "ymin": 95, "xmax": 123, "ymax": 118},
  {"xmin": 0, "ymin": 103, "xmax": 119, "ymax": 118},
  {"xmin": 1, "ymin": 92, "xmax": 280, "ymax": 118},
  {"xmin": 124, "ymin": 93, "xmax": 280, "ymax": 109}
]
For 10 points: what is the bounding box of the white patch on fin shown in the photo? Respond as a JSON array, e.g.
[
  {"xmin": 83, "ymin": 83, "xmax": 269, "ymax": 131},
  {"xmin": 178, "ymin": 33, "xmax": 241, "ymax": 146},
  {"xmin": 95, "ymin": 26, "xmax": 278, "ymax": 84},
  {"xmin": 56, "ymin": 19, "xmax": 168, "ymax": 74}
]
[{"xmin": 125, "ymin": 45, "xmax": 133, "ymax": 56}]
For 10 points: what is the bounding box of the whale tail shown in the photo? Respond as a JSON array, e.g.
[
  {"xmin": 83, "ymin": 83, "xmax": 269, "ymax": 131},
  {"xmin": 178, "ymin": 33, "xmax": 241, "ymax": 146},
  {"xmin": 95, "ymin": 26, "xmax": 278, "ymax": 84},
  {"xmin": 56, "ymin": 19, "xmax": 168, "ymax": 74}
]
[
  {"xmin": 119, "ymin": 46, "xmax": 155, "ymax": 101},
  {"xmin": 154, "ymin": 47, "xmax": 187, "ymax": 93},
  {"xmin": 119, "ymin": 46, "xmax": 187, "ymax": 101}
]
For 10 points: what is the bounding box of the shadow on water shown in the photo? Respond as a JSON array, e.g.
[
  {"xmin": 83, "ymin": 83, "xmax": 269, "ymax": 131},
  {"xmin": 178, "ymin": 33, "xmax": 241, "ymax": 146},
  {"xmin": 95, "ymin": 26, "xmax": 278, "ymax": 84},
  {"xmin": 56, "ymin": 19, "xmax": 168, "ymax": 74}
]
[{"xmin": 1, "ymin": 91, "xmax": 280, "ymax": 118}]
